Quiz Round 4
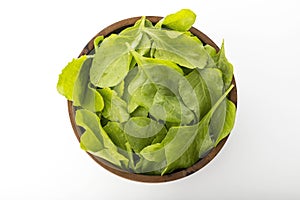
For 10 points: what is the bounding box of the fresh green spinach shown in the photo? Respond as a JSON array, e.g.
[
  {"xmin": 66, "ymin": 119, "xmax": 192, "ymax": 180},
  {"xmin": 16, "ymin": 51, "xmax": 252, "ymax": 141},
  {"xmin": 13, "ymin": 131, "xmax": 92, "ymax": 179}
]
[{"xmin": 57, "ymin": 9, "xmax": 237, "ymax": 175}]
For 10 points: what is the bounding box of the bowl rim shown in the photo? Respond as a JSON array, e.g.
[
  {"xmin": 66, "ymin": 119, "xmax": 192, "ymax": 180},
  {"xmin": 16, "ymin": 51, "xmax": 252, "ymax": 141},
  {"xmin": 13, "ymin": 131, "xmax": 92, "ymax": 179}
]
[{"xmin": 67, "ymin": 16, "xmax": 237, "ymax": 183}]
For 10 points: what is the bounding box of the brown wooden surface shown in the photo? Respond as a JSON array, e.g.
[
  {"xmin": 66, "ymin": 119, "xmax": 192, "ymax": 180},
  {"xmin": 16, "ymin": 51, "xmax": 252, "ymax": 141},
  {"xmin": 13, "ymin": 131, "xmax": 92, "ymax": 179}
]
[{"xmin": 68, "ymin": 16, "xmax": 238, "ymax": 183}]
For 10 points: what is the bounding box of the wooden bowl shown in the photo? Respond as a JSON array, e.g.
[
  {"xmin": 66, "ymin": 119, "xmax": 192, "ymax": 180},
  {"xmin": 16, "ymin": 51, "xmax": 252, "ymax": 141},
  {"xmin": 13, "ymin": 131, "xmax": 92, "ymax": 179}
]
[{"xmin": 68, "ymin": 16, "xmax": 237, "ymax": 183}]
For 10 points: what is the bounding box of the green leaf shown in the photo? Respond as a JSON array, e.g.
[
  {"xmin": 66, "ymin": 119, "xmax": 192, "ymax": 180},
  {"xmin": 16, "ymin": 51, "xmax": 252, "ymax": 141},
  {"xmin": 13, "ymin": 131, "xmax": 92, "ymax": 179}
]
[
  {"xmin": 130, "ymin": 106, "xmax": 148, "ymax": 117},
  {"xmin": 199, "ymin": 68, "xmax": 226, "ymax": 142},
  {"xmin": 57, "ymin": 55, "xmax": 87, "ymax": 100},
  {"xmin": 136, "ymin": 143, "xmax": 166, "ymax": 174},
  {"xmin": 124, "ymin": 117, "xmax": 167, "ymax": 153},
  {"xmin": 128, "ymin": 82, "xmax": 157, "ymax": 112},
  {"xmin": 135, "ymin": 85, "xmax": 233, "ymax": 175},
  {"xmin": 121, "ymin": 18, "xmax": 153, "ymax": 56},
  {"xmin": 103, "ymin": 122, "xmax": 137, "ymax": 170},
  {"xmin": 119, "ymin": 16, "xmax": 148, "ymax": 36},
  {"xmin": 103, "ymin": 121, "xmax": 128, "ymax": 150},
  {"xmin": 213, "ymin": 40, "xmax": 234, "ymax": 89},
  {"xmin": 149, "ymin": 86, "xmax": 195, "ymax": 124},
  {"xmin": 73, "ymin": 57, "xmax": 104, "ymax": 112},
  {"xmin": 98, "ymin": 87, "xmax": 129, "ymax": 123},
  {"xmin": 93, "ymin": 35, "xmax": 104, "ymax": 53},
  {"xmin": 145, "ymin": 28, "xmax": 209, "ymax": 69},
  {"xmin": 161, "ymin": 9, "xmax": 196, "ymax": 31},
  {"xmin": 179, "ymin": 69, "xmax": 212, "ymax": 121},
  {"xmin": 204, "ymin": 44, "xmax": 217, "ymax": 57},
  {"xmin": 75, "ymin": 109, "xmax": 128, "ymax": 168},
  {"xmin": 215, "ymin": 99, "xmax": 236, "ymax": 145},
  {"xmin": 89, "ymin": 34, "xmax": 133, "ymax": 88},
  {"xmin": 122, "ymin": 67, "xmax": 138, "ymax": 102},
  {"xmin": 134, "ymin": 155, "xmax": 165, "ymax": 175},
  {"xmin": 113, "ymin": 80, "xmax": 125, "ymax": 97},
  {"xmin": 90, "ymin": 17, "xmax": 157, "ymax": 88},
  {"xmin": 128, "ymin": 51, "xmax": 197, "ymax": 124},
  {"xmin": 161, "ymin": 84, "xmax": 234, "ymax": 174}
]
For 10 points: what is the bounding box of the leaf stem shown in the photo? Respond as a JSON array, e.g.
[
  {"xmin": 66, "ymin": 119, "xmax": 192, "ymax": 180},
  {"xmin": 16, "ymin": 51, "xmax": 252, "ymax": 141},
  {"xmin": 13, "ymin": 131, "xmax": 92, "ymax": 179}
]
[{"xmin": 126, "ymin": 43, "xmax": 143, "ymax": 66}]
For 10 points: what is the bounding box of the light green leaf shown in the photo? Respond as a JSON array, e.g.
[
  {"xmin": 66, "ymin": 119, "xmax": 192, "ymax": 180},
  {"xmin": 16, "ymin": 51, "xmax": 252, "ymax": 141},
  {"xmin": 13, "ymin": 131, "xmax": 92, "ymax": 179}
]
[
  {"xmin": 204, "ymin": 44, "xmax": 217, "ymax": 57},
  {"xmin": 213, "ymin": 41, "xmax": 234, "ymax": 89},
  {"xmin": 93, "ymin": 35, "xmax": 104, "ymax": 53},
  {"xmin": 130, "ymin": 106, "xmax": 148, "ymax": 117},
  {"xmin": 75, "ymin": 109, "xmax": 128, "ymax": 168},
  {"xmin": 145, "ymin": 28, "xmax": 209, "ymax": 69},
  {"xmin": 179, "ymin": 69, "xmax": 212, "ymax": 121},
  {"xmin": 128, "ymin": 51, "xmax": 197, "ymax": 124},
  {"xmin": 122, "ymin": 67, "xmax": 138, "ymax": 102},
  {"xmin": 128, "ymin": 82, "xmax": 157, "ymax": 112},
  {"xmin": 90, "ymin": 34, "xmax": 133, "ymax": 88},
  {"xmin": 103, "ymin": 121, "xmax": 128, "ymax": 150},
  {"xmin": 161, "ymin": 84, "xmax": 234, "ymax": 174},
  {"xmin": 113, "ymin": 80, "xmax": 125, "ymax": 97},
  {"xmin": 149, "ymin": 86, "xmax": 195, "ymax": 124},
  {"xmin": 103, "ymin": 122, "xmax": 136, "ymax": 170},
  {"xmin": 98, "ymin": 87, "xmax": 129, "ymax": 123},
  {"xmin": 136, "ymin": 85, "xmax": 233, "ymax": 175},
  {"xmin": 73, "ymin": 57, "xmax": 104, "ymax": 112},
  {"xmin": 161, "ymin": 9, "xmax": 196, "ymax": 31},
  {"xmin": 199, "ymin": 68, "xmax": 226, "ymax": 142},
  {"xmin": 57, "ymin": 55, "xmax": 87, "ymax": 100},
  {"xmin": 215, "ymin": 99, "xmax": 236, "ymax": 145},
  {"xmin": 119, "ymin": 16, "xmax": 147, "ymax": 36},
  {"xmin": 124, "ymin": 117, "xmax": 167, "ymax": 153}
]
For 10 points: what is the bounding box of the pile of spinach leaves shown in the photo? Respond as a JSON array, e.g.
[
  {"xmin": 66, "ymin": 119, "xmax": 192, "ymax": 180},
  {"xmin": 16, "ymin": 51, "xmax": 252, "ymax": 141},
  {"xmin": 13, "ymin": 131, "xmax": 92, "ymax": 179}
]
[{"xmin": 57, "ymin": 9, "xmax": 236, "ymax": 175}]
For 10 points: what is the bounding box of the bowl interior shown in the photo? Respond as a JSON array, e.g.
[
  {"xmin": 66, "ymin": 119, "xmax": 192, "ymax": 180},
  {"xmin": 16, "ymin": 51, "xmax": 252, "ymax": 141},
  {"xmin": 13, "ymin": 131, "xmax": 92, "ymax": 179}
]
[{"xmin": 68, "ymin": 16, "xmax": 237, "ymax": 183}]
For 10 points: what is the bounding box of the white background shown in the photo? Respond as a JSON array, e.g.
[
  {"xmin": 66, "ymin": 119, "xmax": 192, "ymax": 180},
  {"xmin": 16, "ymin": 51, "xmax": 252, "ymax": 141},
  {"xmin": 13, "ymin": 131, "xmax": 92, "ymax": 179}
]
[{"xmin": 1, "ymin": 0, "xmax": 300, "ymax": 199}]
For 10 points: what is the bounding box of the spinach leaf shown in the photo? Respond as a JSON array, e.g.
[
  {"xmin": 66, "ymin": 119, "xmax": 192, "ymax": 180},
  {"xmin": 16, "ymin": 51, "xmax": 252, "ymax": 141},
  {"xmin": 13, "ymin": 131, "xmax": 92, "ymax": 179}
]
[
  {"xmin": 103, "ymin": 121, "xmax": 128, "ymax": 150},
  {"xmin": 199, "ymin": 68, "xmax": 226, "ymax": 142},
  {"xmin": 179, "ymin": 69, "xmax": 212, "ymax": 121},
  {"xmin": 93, "ymin": 35, "xmax": 104, "ymax": 53},
  {"xmin": 75, "ymin": 109, "xmax": 129, "ymax": 168},
  {"xmin": 89, "ymin": 34, "xmax": 134, "ymax": 88},
  {"xmin": 209, "ymin": 41, "xmax": 234, "ymax": 89},
  {"xmin": 90, "ymin": 17, "xmax": 150, "ymax": 88},
  {"xmin": 145, "ymin": 28, "xmax": 209, "ymax": 69},
  {"xmin": 162, "ymin": 84, "xmax": 234, "ymax": 174},
  {"xmin": 103, "ymin": 121, "xmax": 137, "ymax": 170},
  {"xmin": 128, "ymin": 50, "xmax": 197, "ymax": 124},
  {"xmin": 217, "ymin": 41, "xmax": 234, "ymax": 89},
  {"xmin": 130, "ymin": 106, "xmax": 148, "ymax": 118},
  {"xmin": 159, "ymin": 9, "xmax": 196, "ymax": 31},
  {"xmin": 137, "ymin": 143, "xmax": 166, "ymax": 174},
  {"xmin": 149, "ymin": 86, "xmax": 195, "ymax": 124},
  {"xmin": 124, "ymin": 117, "xmax": 167, "ymax": 153},
  {"xmin": 98, "ymin": 87, "xmax": 129, "ymax": 123},
  {"xmin": 113, "ymin": 80, "xmax": 125, "ymax": 97},
  {"xmin": 137, "ymin": 85, "xmax": 234, "ymax": 175},
  {"xmin": 121, "ymin": 67, "xmax": 138, "ymax": 102},
  {"xmin": 128, "ymin": 82, "xmax": 157, "ymax": 113},
  {"xmin": 57, "ymin": 55, "xmax": 87, "ymax": 100},
  {"xmin": 215, "ymin": 99, "xmax": 236, "ymax": 145},
  {"xmin": 73, "ymin": 57, "xmax": 104, "ymax": 112}
]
